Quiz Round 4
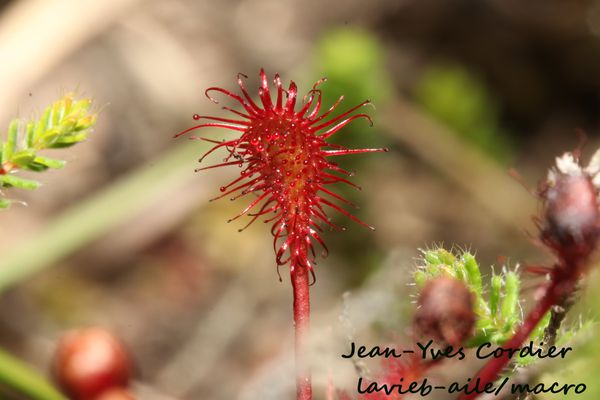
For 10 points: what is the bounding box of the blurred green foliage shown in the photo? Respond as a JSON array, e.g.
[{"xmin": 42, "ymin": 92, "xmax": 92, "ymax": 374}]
[
  {"xmin": 535, "ymin": 325, "xmax": 596, "ymax": 399},
  {"xmin": 317, "ymin": 27, "xmax": 391, "ymax": 105},
  {"xmin": 414, "ymin": 64, "xmax": 513, "ymax": 163},
  {"xmin": 537, "ymin": 273, "xmax": 599, "ymax": 399},
  {"xmin": 0, "ymin": 348, "xmax": 66, "ymax": 400},
  {"xmin": 315, "ymin": 27, "xmax": 391, "ymax": 152},
  {"xmin": 312, "ymin": 27, "xmax": 392, "ymax": 284}
]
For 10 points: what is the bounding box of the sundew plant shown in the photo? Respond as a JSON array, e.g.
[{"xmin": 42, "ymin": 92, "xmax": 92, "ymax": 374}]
[
  {"xmin": 180, "ymin": 71, "xmax": 600, "ymax": 400},
  {"xmin": 177, "ymin": 70, "xmax": 388, "ymax": 400}
]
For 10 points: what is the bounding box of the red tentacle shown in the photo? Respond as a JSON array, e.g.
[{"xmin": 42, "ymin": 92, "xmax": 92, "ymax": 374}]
[
  {"xmin": 319, "ymin": 197, "xmax": 374, "ymax": 230},
  {"xmin": 222, "ymin": 106, "xmax": 251, "ymax": 119},
  {"xmin": 311, "ymin": 99, "xmax": 371, "ymax": 130},
  {"xmin": 318, "ymin": 186, "xmax": 358, "ymax": 208},
  {"xmin": 195, "ymin": 160, "xmax": 242, "ymax": 172},
  {"xmin": 323, "ymin": 147, "xmax": 388, "ymax": 156},
  {"xmin": 274, "ymin": 73, "xmax": 284, "ymax": 112},
  {"xmin": 193, "ymin": 115, "xmax": 250, "ymax": 125},
  {"xmin": 258, "ymin": 69, "xmax": 274, "ymax": 111},
  {"xmin": 227, "ymin": 191, "xmax": 271, "ymax": 223},
  {"xmin": 175, "ymin": 123, "xmax": 246, "ymax": 138},
  {"xmin": 285, "ymin": 81, "xmax": 298, "ymax": 114},
  {"xmin": 309, "ymin": 95, "xmax": 344, "ymax": 124},
  {"xmin": 319, "ymin": 114, "xmax": 373, "ymax": 139},
  {"xmin": 198, "ymin": 139, "xmax": 240, "ymax": 162},
  {"xmin": 237, "ymin": 73, "xmax": 262, "ymax": 112},
  {"xmin": 205, "ymin": 87, "xmax": 258, "ymax": 116}
]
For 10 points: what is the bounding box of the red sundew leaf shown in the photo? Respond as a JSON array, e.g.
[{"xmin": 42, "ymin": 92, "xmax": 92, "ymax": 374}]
[{"xmin": 177, "ymin": 69, "xmax": 388, "ymax": 277}]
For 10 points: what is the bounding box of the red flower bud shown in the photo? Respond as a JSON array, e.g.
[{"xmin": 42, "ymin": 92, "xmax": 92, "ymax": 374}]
[
  {"xmin": 413, "ymin": 276, "xmax": 475, "ymax": 347},
  {"xmin": 541, "ymin": 172, "xmax": 600, "ymax": 264},
  {"xmin": 94, "ymin": 388, "xmax": 135, "ymax": 400},
  {"xmin": 52, "ymin": 328, "xmax": 132, "ymax": 400}
]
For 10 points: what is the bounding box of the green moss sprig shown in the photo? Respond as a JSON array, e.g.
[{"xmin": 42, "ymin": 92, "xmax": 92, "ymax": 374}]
[{"xmin": 0, "ymin": 93, "xmax": 96, "ymax": 208}]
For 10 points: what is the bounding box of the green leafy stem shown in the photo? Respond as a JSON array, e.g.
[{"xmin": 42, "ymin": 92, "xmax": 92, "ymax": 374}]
[
  {"xmin": 0, "ymin": 348, "xmax": 66, "ymax": 400},
  {"xmin": 0, "ymin": 93, "xmax": 96, "ymax": 208}
]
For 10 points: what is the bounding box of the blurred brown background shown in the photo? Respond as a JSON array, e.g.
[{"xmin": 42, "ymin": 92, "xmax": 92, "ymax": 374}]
[{"xmin": 0, "ymin": 1, "xmax": 599, "ymax": 399}]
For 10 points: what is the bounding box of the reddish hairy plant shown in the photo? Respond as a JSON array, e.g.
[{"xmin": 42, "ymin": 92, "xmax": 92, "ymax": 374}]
[
  {"xmin": 539, "ymin": 154, "xmax": 600, "ymax": 267},
  {"xmin": 177, "ymin": 69, "xmax": 387, "ymax": 278},
  {"xmin": 460, "ymin": 150, "xmax": 600, "ymax": 400},
  {"xmin": 414, "ymin": 276, "xmax": 475, "ymax": 348},
  {"xmin": 338, "ymin": 276, "xmax": 472, "ymax": 400},
  {"xmin": 361, "ymin": 356, "xmax": 430, "ymax": 400},
  {"xmin": 178, "ymin": 70, "xmax": 387, "ymax": 400},
  {"xmin": 337, "ymin": 353, "xmax": 438, "ymax": 400}
]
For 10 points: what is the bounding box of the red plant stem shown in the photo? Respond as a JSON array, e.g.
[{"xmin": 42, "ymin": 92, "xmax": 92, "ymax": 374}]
[
  {"xmin": 458, "ymin": 276, "xmax": 575, "ymax": 400},
  {"xmin": 291, "ymin": 264, "xmax": 312, "ymax": 400}
]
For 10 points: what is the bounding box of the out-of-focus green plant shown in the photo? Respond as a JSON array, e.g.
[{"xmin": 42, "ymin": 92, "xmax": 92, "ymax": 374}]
[
  {"xmin": 315, "ymin": 27, "xmax": 391, "ymax": 150},
  {"xmin": 536, "ymin": 324, "xmax": 597, "ymax": 400},
  {"xmin": 535, "ymin": 272, "xmax": 600, "ymax": 400},
  {"xmin": 414, "ymin": 64, "xmax": 512, "ymax": 163},
  {"xmin": 0, "ymin": 348, "xmax": 66, "ymax": 400},
  {"xmin": 312, "ymin": 27, "xmax": 393, "ymax": 284},
  {"xmin": 317, "ymin": 27, "xmax": 391, "ymax": 105},
  {"xmin": 0, "ymin": 93, "xmax": 96, "ymax": 208}
]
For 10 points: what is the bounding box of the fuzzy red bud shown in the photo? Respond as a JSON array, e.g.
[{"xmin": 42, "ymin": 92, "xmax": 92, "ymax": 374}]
[
  {"xmin": 542, "ymin": 173, "xmax": 600, "ymax": 264},
  {"xmin": 414, "ymin": 276, "xmax": 475, "ymax": 347},
  {"xmin": 52, "ymin": 328, "xmax": 132, "ymax": 400},
  {"xmin": 94, "ymin": 388, "xmax": 135, "ymax": 400}
]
